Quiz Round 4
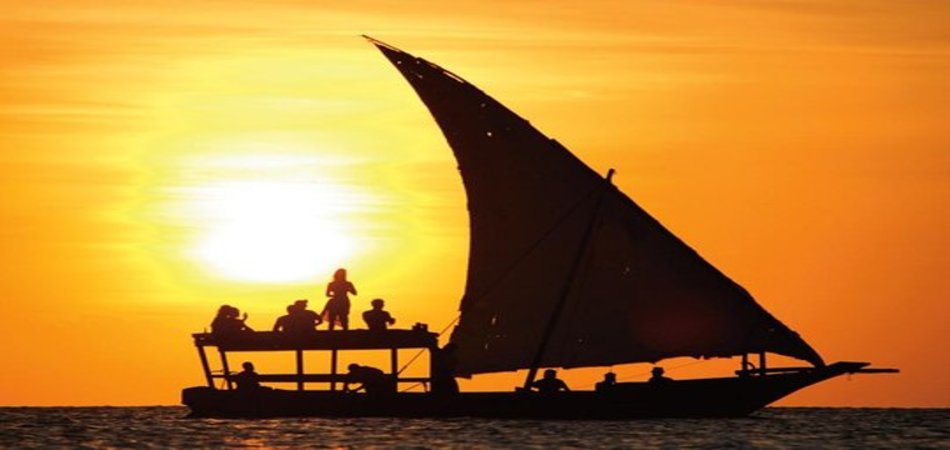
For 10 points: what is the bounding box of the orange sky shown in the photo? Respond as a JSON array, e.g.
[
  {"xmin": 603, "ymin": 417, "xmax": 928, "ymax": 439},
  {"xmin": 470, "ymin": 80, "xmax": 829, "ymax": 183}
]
[{"xmin": 1, "ymin": 0, "xmax": 947, "ymax": 407}]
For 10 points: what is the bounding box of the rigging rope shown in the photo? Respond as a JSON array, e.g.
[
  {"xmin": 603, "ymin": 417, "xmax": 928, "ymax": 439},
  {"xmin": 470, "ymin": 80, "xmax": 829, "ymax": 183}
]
[
  {"xmin": 395, "ymin": 316, "xmax": 461, "ymax": 392},
  {"xmin": 463, "ymin": 185, "xmax": 600, "ymax": 308},
  {"xmin": 396, "ymin": 315, "xmax": 460, "ymax": 376},
  {"xmin": 399, "ymin": 382, "xmax": 425, "ymax": 393}
]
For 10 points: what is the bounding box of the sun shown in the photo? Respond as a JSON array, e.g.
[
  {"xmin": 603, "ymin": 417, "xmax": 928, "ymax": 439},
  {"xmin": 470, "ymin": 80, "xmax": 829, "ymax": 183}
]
[{"xmin": 189, "ymin": 179, "xmax": 356, "ymax": 283}]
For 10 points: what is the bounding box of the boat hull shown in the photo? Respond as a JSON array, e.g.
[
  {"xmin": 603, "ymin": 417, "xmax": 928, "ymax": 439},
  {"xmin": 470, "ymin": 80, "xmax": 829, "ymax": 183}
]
[{"xmin": 182, "ymin": 362, "xmax": 863, "ymax": 419}]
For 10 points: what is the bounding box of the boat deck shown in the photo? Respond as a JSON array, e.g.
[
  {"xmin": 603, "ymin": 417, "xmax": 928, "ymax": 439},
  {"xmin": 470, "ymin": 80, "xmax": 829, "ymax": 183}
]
[
  {"xmin": 193, "ymin": 329, "xmax": 439, "ymax": 351},
  {"xmin": 192, "ymin": 329, "xmax": 440, "ymax": 392}
]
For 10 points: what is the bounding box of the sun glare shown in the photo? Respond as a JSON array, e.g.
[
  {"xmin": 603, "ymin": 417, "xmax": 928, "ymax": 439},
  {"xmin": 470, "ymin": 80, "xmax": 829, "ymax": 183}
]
[{"xmin": 189, "ymin": 179, "xmax": 357, "ymax": 283}]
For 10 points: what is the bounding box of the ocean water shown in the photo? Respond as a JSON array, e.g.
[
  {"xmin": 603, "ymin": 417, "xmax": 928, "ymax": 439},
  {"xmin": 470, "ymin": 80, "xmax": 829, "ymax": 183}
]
[{"xmin": 0, "ymin": 407, "xmax": 946, "ymax": 449}]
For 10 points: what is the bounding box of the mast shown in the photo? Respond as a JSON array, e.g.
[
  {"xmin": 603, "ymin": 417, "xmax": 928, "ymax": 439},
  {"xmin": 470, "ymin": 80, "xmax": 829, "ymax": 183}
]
[{"xmin": 523, "ymin": 169, "xmax": 615, "ymax": 389}]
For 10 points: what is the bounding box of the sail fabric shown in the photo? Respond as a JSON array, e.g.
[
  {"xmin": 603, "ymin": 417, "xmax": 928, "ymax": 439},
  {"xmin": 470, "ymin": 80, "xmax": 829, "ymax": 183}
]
[{"xmin": 370, "ymin": 39, "xmax": 824, "ymax": 376}]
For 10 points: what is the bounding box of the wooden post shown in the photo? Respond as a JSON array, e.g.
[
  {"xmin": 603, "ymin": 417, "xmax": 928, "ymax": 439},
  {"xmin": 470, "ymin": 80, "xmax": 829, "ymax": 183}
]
[
  {"xmin": 197, "ymin": 345, "xmax": 214, "ymax": 388},
  {"xmin": 391, "ymin": 348, "xmax": 399, "ymax": 388},
  {"xmin": 330, "ymin": 349, "xmax": 338, "ymax": 392},
  {"xmin": 428, "ymin": 345, "xmax": 436, "ymax": 391},
  {"xmin": 218, "ymin": 350, "xmax": 233, "ymax": 390},
  {"xmin": 759, "ymin": 351, "xmax": 767, "ymax": 376},
  {"xmin": 296, "ymin": 349, "xmax": 304, "ymax": 391}
]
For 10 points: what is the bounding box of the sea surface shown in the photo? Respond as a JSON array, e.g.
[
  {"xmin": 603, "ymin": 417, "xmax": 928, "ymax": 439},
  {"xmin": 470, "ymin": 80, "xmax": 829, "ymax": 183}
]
[{"xmin": 0, "ymin": 407, "xmax": 946, "ymax": 449}]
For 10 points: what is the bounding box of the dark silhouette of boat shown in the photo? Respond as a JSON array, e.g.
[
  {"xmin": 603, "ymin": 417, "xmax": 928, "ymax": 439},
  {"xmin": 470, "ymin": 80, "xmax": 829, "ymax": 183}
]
[{"xmin": 181, "ymin": 37, "xmax": 897, "ymax": 419}]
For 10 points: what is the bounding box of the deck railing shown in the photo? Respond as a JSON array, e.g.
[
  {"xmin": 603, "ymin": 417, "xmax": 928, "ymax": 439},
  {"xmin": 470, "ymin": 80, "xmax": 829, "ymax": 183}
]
[{"xmin": 193, "ymin": 329, "xmax": 439, "ymax": 392}]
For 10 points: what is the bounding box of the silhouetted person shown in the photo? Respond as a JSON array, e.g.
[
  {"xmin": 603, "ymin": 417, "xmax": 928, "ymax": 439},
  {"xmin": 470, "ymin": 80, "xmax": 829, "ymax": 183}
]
[
  {"xmin": 649, "ymin": 366, "xmax": 673, "ymax": 384},
  {"xmin": 284, "ymin": 299, "xmax": 322, "ymax": 335},
  {"xmin": 531, "ymin": 369, "xmax": 570, "ymax": 393},
  {"xmin": 272, "ymin": 305, "xmax": 295, "ymax": 332},
  {"xmin": 431, "ymin": 343, "xmax": 459, "ymax": 395},
  {"xmin": 344, "ymin": 364, "xmax": 394, "ymax": 395},
  {"xmin": 211, "ymin": 305, "xmax": 253, "ymax": 338},
  {"xmin": 233, "ymin": 362, "xmax": 261, "ymax": 391},
  {"xmin": 323, "ymin": 268, "xmax": 357, "ymax": 330},
  {"xmin": 595, "ymin": 372, "xmax": 617, "ymax": 392},
  {"xmin": 362, "ymin": 298, "xmax": 395, "ymax": 331}
]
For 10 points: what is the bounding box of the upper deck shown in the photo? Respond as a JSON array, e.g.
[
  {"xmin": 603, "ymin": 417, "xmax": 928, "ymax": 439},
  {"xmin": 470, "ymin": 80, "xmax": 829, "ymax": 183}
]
[
  {"xmin": 194, "ymin": 329, "xmax": 439, "ymax": 352},
  {"xmin": 191, "ymin": 329, "xmax": 441, "ymax": 391}
]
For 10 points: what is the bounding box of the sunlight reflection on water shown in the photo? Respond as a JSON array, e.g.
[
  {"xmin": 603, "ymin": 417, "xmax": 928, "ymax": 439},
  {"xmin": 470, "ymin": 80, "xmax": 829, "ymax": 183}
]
[{"xmin": 1, "ymin": 407, "xmax": 947, "ymax": 449}]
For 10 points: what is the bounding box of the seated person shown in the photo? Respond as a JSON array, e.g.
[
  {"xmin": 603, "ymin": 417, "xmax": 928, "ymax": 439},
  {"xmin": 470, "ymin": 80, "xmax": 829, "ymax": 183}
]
[
  {"xmin": 362, "ymin": 298, "xmax": 396, "ymax": 331},
  {"xmin": 344, "ymin": 363, "xmax": 395, "ymax": 395},
  {"xmin": 211, "ymin": 305, "xmax": 253, "ymax": 338},
  {"xmin": 233, "ymin": 362, "xmax": 262, "ymax": 391},
  {"xmin": 649, "ymin": 366, "xmax": 673, "ymax": 384},
  {"xmin": 281, "ymin": 299, "xmax": 322, "ymax": 335},
  {"xmin": 272, "ymin": 305, "xmax": 295, "ymax": 332},
  {"xmin": 595, "ymin": 372, "xmax": 617, "ymax": 392},
  {"xmin": 530, "ymin": 369, "xmax": 570, "ymax": 393}
]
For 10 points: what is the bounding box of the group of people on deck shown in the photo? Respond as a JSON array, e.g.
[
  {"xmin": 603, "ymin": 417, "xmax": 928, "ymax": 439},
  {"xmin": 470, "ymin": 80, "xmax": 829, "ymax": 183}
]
[
  {"xmin": 210, "ymin": 268, "xmax": 396, "ymax": 338},
  {"xmin": 593, "ymin": 367, "xmax": 673, "ymax": 392},
  {"xmin": 527, "ymin": 364, "xmax": 675, "ymax": 393},
  {"xmin": 527, "ymin": 365, "xmax": 673, "ymax": 394},
  {"xmin": 212, "ymin": 267, "xmax": 674, "ymax": 395},
  {"xmin": 211, "ymin": 267, "xmax": 447, "ymax": 395}
]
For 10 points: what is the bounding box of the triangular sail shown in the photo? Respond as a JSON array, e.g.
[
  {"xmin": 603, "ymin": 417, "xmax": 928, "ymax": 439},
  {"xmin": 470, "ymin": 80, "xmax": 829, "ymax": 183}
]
[{"xmin": 369, "ymin": 38, "xmax": 823, "ymax": 376}]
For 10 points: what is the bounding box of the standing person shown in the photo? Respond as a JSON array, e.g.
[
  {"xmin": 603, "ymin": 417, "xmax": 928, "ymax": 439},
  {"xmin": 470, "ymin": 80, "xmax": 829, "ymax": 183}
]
[
  {"xmin": 362, "ymin": 298, "xmax": 396, "ymax": 331},
  {"xmin": 323, "ymin": 268, "xmax": 357, "ymax": 330}
]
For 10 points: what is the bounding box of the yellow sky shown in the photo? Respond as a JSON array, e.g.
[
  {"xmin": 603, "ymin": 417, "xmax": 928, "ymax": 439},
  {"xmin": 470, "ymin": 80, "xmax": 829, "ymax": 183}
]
[{"xmin": 1, "ymin": 0, "xmax": 947, "ymax": 406}]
